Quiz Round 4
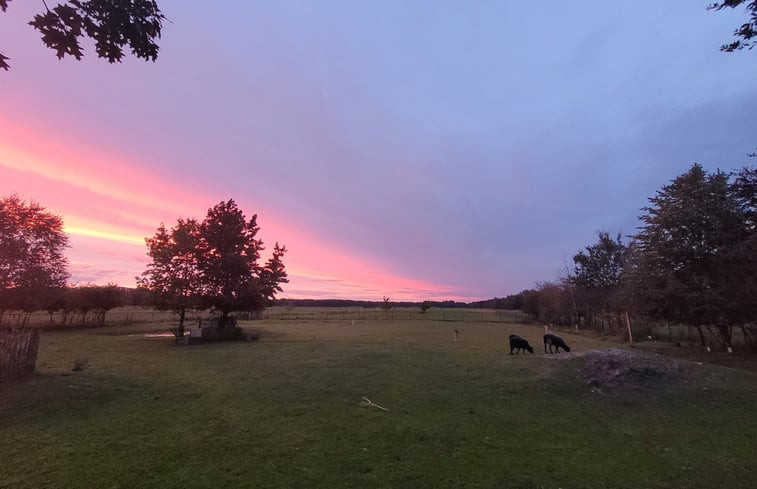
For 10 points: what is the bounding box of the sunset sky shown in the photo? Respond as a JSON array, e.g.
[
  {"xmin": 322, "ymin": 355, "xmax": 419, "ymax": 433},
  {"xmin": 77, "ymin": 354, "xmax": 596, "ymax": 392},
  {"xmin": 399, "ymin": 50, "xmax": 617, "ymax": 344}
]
[{"xmin": 1, "ymin": 2, "xmax": 755, "ymax": 301}]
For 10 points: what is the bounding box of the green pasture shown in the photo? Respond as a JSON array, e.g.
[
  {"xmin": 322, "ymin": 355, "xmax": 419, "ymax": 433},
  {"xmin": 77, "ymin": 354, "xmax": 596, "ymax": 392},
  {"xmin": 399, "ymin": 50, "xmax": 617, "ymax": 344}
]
[
  {"xmin": 1, "ymin": 306, "xmax": 527, "ymax": 329},
  {"xmin": 2, "ymin": 318, "xmax": 757, "ymax": 489}
]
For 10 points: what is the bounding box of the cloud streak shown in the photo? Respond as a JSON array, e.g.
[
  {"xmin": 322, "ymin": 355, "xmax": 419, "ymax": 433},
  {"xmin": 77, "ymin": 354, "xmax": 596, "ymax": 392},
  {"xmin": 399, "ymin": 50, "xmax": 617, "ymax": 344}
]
[{"xmin": 2, "ymin": 1, "xmax": 755, "ymax": 301}]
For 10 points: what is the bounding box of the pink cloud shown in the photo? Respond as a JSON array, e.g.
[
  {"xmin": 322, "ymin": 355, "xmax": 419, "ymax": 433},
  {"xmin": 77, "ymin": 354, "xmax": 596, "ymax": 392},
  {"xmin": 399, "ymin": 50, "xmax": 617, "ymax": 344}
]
[{"xmin": 0, "ymin": 117, "xmax": 464, "ymax": 300}]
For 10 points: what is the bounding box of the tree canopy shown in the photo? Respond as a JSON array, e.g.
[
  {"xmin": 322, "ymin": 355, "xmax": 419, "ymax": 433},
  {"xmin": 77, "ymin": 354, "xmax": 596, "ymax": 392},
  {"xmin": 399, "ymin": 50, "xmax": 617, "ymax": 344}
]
[
  {"xmin": 0, "ymin": 194, "xmax": 69, "ymax": 315},
  {"xmin": 137, "ymin": 218, "xmax": 201, "ymax": 336},
  {"xmin": 632, "ymin": 164, "xmax": 743, "ymax": 338},
  {"xmin": 0, "ymin": 0, "xmax": 165, "ymax": 70},
  {"xmin": 139, "ymin": 200, "xmax": 288, "ymax": 332},
  {"xmin": 519, "ymin": 163, "xmax": 757, "ymax": 348}
]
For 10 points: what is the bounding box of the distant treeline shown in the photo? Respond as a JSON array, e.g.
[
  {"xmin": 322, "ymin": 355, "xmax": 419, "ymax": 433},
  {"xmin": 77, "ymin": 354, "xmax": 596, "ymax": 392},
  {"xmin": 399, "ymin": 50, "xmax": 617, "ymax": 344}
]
[
  {"xmin": 274, "ymin": 294, "xmax": 525, "ymax": 310},
  {"xmin": 0, "ymin": 285, "xmax": 149, "ymax": 327},
  {"xmin": 0, "ymin": 284, "xmax": 528, "ymax": 328}
]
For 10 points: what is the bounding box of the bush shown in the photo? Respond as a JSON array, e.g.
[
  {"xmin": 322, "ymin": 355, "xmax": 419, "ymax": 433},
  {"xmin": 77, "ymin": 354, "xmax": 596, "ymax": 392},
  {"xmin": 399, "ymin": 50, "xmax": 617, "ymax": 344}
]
[{"xmin": 201, "ymin": 326, "xmax": 248, "ymax": 342}]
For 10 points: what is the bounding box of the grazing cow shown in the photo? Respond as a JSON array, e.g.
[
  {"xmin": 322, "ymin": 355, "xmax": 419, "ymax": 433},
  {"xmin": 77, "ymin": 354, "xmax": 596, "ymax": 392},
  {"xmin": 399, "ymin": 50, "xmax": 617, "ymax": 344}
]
[
  {"xmin": 509, "ymin": 334, "xmax": 534, "ymax": 354},
  {"xmin": 543, "ymin": 333, "xmax": 571, "ymax": 353}
]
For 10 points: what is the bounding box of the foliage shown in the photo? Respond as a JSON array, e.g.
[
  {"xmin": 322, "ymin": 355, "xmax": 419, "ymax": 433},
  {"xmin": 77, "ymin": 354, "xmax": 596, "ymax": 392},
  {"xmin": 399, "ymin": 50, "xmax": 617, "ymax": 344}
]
[
  {"xmin": 139, "ymin": 200, "xmax": 288, "ymax": 330},
  {"xmin": 709, "ymin": 1, "xmax": 757, "ymax": 51},
  {"xmin": 0, "ymin": 194, "xmax": 69, "ymax": 319},
  {"xmin": 522, "ymin": 163, "xmax": 757, "ymax": 348},
  {"xmin": 196, "ymin": 200, "xmax": 288, "ymax": 323},
  {"xmin": 137, "ymin": 219, "xmax": 201, "ymax": 336},
  {"xmin": 632, "ymin": 164, "xmax": 747, "ymax": 346},
  {"xmin": 420, "ymin": 300, "xmax": 431, "ymax": 313},
  {"xmin": 571, "ymin": 231, "xmax": 631, "ymax": 332},
  {"xmin": 73, "ymin": 283, "xmax": 123, "ymax": 325},
  {"xmin": 572, "ymin": 231, "xmax": 627, "ymax": 291},
  {"xmin": 520, "ymin": 281, "xmax": 574, "ymax": 326},
  {"xmin": 1, "ymin": 0, "xmax": 165, "ymax": 70},
  {"xmin": 381, "ymin": 296, "xmax": 392, "ymax": 311},
  {"xmin": 49, "ymin": 284, "xmax": 124, "ymax": 326},
  {"xmin": 467, "ymin": 293, "xmax": 524, "ymax": 310}
]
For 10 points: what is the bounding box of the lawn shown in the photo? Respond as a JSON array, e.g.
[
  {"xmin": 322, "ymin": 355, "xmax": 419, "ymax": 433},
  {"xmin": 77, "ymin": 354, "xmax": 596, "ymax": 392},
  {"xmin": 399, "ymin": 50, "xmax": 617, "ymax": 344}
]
[{"xmin": 2, "ymin": 319, "xmax": 757, "ymax": 489}]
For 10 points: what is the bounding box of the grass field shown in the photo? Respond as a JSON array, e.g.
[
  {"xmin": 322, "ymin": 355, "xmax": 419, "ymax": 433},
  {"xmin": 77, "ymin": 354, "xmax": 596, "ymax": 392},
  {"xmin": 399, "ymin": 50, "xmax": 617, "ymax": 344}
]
[{"xmin": 2, "ymin": 318, "xmax": 757, "ymax": 489}]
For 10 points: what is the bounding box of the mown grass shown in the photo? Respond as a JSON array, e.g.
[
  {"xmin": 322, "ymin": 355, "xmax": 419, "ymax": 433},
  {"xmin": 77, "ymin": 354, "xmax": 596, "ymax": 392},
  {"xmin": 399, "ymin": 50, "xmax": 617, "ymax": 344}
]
[{"xmin": 2, "ymin": 320, "xmax": 757, "ymax": 489}]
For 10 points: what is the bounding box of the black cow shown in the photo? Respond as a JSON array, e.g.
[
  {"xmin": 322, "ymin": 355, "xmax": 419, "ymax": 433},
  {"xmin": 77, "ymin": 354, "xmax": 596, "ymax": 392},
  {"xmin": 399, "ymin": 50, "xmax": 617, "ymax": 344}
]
[
  {"xmin": 543, "ymin": 333, "xmax": 571, "ymax": 353},
  {"xmin": 509, "ymin": 334, "xmax": 534, "ymax": 354}
]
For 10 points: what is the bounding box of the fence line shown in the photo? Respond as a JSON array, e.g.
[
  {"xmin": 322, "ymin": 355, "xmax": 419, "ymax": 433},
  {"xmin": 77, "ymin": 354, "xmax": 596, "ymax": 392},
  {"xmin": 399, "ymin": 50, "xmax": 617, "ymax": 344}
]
[
  {"xmin": 0, "ymin": 308, "xmax": 526, "ymax": 328},
  {"xmin": 0, "ymin": 310, "xmax": 181, "ymax": 328},
  {"xmin": 262, "ymin": 309, "xmax": 527, "ymax": 323}
]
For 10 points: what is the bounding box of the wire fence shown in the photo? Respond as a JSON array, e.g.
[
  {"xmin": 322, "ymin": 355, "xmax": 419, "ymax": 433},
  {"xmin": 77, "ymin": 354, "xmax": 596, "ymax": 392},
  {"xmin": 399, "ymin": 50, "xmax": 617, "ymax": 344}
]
[
  {"xmin": 0, "ymin": 309, "xmax": 180, "ymax": 328},
  {"xmin": 0, "ymin": 307, "xmax": 528, "ymax": 328},
  {"xmin": 262, "ymin": 308, "xmax": 528, "ymax": 323}
]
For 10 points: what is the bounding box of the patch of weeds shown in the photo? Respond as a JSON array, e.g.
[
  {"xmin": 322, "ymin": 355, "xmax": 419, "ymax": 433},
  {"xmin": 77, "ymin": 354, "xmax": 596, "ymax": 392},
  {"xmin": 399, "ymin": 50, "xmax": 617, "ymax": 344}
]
[{"xmin": 71, "ymin": 358, "xmax": 88, "ymax": 372}]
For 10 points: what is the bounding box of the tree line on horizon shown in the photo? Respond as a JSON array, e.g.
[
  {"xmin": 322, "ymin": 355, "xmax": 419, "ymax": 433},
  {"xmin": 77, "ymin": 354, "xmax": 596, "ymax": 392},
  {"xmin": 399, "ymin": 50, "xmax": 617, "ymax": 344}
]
[
  {"xmin": 0, "ymin": 197, "xmax": 288, "ymax": 334},
  {"xmin": 518, "ymin": 163, "xmax": 757, "ymax": 350},
  {"xmin": 2, "ymin": 162, "xmax": 755, "ymax": 351}
]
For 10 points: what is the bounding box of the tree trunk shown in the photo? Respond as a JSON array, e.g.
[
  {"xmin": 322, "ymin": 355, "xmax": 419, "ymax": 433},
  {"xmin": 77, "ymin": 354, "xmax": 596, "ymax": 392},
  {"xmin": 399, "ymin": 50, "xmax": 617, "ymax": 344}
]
[
  {"xmin": 716, "ymin": 324, "xmax": 733, "ymax": 350},
  {"xmin": 177, "ymin": 308, "xmax": 186, "ymax": 337},
  {"xmin": 695, "ymin": 325, "xmax": 706, "ymax": 347},
  {"xmin": 741, "ymin": 325, "xmax": 756, "ymax": 347}
]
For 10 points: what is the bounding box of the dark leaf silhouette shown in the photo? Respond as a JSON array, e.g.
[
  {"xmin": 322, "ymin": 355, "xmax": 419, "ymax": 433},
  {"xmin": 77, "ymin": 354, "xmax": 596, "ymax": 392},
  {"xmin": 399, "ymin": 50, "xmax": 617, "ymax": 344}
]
[
  {"xmin": 709, "ymin": 1, "xmax": 757, "ymax": 51},
  {"xmin": 3, "ymin": 0, "xmax": 164, "ymax": 69}
]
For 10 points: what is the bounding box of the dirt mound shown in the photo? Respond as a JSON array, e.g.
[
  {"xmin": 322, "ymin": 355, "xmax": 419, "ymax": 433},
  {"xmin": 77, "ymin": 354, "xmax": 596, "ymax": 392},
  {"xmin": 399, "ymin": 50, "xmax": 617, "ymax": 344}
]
[{"xmin": 581, "ymin": 348, "xmax": 682, "ymax": 394}]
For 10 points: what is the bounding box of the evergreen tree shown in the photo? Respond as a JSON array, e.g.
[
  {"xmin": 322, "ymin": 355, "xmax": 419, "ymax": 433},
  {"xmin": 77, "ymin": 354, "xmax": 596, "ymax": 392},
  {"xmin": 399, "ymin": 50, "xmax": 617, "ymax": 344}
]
[{"xmin": 633, "ymin": 164, "xmax": 745, "ymax": 347}]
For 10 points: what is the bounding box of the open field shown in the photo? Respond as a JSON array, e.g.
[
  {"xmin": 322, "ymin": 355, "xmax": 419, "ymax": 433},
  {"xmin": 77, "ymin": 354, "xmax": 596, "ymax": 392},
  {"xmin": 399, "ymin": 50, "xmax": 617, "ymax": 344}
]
[
  {"xmin": 2, "ymin": 319, "xmax": 757, "ymax": 488},
  {"xmin": 0, "ymin": 307, "xmax": 527, "ymax": 329}
]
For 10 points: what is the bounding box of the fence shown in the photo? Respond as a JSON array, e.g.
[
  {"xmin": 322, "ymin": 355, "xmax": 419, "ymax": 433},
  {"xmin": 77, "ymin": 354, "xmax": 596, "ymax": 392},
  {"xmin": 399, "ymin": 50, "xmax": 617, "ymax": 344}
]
[
  {"xmin": 0, "ymin": 327, "xmax": 40, "ymax": 382},
  {"xmin": 263, "ymin": 308, "xmax": 528, "ymax": 323},
  {"xmin": 0, "ymin": 309, "xmax": 180, "ymax": 328},
  {"xmin": 0, "ymin": 307, "xmax": 528, "ymax": 329}
]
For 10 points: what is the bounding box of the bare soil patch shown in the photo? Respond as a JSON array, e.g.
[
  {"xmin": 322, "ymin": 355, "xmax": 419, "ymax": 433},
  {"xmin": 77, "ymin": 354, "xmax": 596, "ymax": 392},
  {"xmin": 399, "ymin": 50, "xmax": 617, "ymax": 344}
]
[{"xmin": 552, "ymin": 347, "xmax": 691, "ymax": 395}]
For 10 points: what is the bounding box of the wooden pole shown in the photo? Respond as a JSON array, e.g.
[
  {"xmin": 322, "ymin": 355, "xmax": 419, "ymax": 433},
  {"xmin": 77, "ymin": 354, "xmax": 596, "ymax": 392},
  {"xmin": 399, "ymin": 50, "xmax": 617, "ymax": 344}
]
[{"xmin": 624, "ymin": 311, "xmax": 633, "ymax": 343}]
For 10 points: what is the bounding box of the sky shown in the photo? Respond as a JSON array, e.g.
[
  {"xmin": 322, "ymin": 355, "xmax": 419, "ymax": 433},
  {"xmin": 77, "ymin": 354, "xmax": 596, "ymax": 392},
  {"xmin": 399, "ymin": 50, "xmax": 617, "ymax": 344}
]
[{"xmin": 1, "ymin": 1, "xmax": 755, "ymax": 301}]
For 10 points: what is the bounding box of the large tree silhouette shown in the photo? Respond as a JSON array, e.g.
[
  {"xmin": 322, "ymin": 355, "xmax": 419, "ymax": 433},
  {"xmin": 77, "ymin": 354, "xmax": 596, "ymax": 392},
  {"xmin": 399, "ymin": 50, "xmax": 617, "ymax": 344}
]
[
  {"xmin": 139, "ymin": 200, "xmax": 288, "ymax": 331},
  {"xmin": 138, "ymin": 218, "xmax": 201, "ymax": 337},
  {"xmin": 632, "ymin": 164, "xmax": 747, "ymax": 347},
  {"xmin": 197, "ymin": 200, "xmax": 288, "ymax": 326},
  {"xmin": 0, "ymin": 194, "xmax": 69, "ymax": 319}
]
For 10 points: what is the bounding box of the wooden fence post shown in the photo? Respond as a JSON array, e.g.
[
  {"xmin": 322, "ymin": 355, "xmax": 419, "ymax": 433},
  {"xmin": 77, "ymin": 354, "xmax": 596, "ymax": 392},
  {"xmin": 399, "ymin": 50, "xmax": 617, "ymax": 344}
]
[{"xmin": 624, "ymin": 311, "xmax": 633, "ymax": 343}]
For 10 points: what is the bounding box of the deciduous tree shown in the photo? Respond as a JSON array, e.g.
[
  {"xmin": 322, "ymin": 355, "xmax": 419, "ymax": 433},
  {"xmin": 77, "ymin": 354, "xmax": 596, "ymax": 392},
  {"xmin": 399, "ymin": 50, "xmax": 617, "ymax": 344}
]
[
  {"xmin": 0, "ymin": 194, "xmax": 69, "ymax": 322},
  {"xmin": 632, "ymin": 164, "xmax": 746, "ymax": 347},
  {"xmin": 137, "ymin": 219, "xmax": 201, "ymax": 336},
  {"xmin": 140, "ymin": 200, "xmax": 288, "ymax": 331},
  {"xmin": 1, "ymin": 0, "xmax": 165, "ymax": 70},
  {"xmin": 572, "ymin": 231, "xmax": 630, "ymax": 333}
]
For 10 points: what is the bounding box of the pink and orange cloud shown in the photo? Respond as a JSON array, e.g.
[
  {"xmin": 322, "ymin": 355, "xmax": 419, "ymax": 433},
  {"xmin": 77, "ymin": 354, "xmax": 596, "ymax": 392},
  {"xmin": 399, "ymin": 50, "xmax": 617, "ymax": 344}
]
[{"xmin": 0, "ymin": 116, "xmax": 464, "ymax": 301}]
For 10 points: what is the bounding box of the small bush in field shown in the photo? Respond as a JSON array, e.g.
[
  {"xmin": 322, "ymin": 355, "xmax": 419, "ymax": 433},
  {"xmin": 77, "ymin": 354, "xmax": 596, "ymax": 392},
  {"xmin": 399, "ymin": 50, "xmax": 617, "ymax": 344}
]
[{"xmin": 71, "ymin": 358, "xmax": 88, "ymax": 371}]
